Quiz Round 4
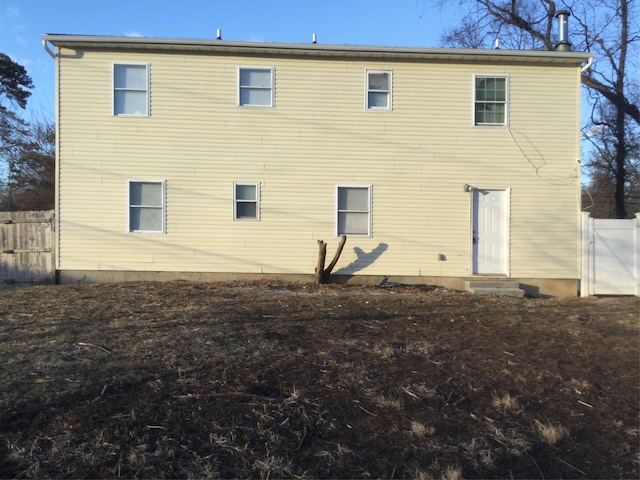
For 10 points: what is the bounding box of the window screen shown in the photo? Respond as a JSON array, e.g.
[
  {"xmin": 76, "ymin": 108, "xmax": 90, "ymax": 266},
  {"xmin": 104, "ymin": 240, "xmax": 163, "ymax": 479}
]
[
  {"xmin": 129, "ymin": 181, "xmax": 164, "ymax": 232},
  {"xmin": 114, "ymin": 64, "xmax": 149, "ymax": 116},
  {"xmin": 337, "ymin": 186, "xmax": 371, "ymax": 236}
]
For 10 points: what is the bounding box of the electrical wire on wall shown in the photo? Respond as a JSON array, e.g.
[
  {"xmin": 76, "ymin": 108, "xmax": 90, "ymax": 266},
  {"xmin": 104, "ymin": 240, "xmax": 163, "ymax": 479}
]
[
  {"xmin": 582, "ymin": 186, "xmax": 596, "ymax": 211},
  {"xmin": 507, "ymin": 126, "xmax": 580, "ymax": 185}
]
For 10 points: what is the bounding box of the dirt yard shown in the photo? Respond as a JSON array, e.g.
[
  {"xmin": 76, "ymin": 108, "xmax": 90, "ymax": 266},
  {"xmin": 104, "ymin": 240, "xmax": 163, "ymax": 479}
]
[{"xmin": 0, "ymin": 281, "xmax": 638, "ymax": 479}]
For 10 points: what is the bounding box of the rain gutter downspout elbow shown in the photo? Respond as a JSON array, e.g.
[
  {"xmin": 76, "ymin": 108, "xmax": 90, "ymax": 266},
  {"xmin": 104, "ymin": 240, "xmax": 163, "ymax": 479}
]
[
  {"xmin": 42, "ymin": 39, "xmax": 56, "ymax": 58},
  {"xmin": 581, "ymin": 56, "xmax": 593, "ymax": 73}
]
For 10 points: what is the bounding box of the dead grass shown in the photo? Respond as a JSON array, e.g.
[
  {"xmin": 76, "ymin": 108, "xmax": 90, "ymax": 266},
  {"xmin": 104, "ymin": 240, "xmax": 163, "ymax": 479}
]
[
  {"xmin": 534, "ymin": 420, "xmax": 570, "ymax": 445},
  {"xmin": 441, "ymin": 465, "xmax": 463, "ymax": 480},
  {"xmin": 0, "ymin": 280, "xmax": 638, "ymax": 479},
  {"xmin": 492, "ymin": 392, "xmax": 522, "ymax": 413},
  {"xmin": 410, "ymin": 420, "xmax": 436, "ymax": 438}
]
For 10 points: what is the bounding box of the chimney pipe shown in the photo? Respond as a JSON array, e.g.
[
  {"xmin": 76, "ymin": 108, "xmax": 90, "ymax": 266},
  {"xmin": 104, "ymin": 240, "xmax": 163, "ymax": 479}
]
[
  {"xmin": 216, "ymin": 28, "xmax": 222, "ymax": 40},
  {"xmin": 555, "ymin": 10, "xmax": 571, "ymax": 51}
]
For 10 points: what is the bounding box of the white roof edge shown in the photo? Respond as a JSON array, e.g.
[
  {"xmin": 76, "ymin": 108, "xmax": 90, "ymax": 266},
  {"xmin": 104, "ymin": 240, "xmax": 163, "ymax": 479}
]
[{"xmin": 42, "ymin": 34, "xmax": 593, "ymax": 64}]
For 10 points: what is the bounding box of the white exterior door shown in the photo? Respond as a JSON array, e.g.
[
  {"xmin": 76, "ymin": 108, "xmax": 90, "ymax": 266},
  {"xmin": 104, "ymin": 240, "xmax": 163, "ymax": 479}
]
[{"xmin": 472, "ymin": 188, "xmax": 509, "ymax": 275}]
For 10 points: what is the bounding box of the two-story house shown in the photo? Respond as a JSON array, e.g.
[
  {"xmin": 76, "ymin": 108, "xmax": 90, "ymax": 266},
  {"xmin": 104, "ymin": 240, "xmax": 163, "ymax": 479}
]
[{"xmin": 43, "ymin": 34, "xmax": 592, "ymax": 296}]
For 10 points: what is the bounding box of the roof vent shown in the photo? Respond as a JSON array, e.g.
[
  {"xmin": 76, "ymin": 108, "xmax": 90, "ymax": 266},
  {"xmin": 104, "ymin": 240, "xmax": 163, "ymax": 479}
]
[
  {"xmin": 555, "ymin": 10, "xmax": 571, "ymax": 51},
  {"xmin": 216, "ymin": 28, "xmax": 222, "ymax": 40}
]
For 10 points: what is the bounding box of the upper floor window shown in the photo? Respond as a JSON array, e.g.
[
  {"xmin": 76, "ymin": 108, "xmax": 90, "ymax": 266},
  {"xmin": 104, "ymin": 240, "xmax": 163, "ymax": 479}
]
[
  {"xmin": 239, "ymin": 67, "xmax": 274, "ymax": 107},
  {"xmin": 337, "ymin": 185, "xmax": 372, "ymax": 236},
  {"xmin": 234, "ymin": 182, "xmax": 260, "ymax": 220},
  {"xmin": 114, "ymin": 64, "xmax": 149, "ymax": 116},
  {"xmin": 128, "ymin": 180, "xmax": 165, "ymax": 233},
  {"xmin": 474, "ymin": 75, "xmax": 508, "ymax": 125},
  {"xmin": 366, "ymin": 70, "xmax": 392, "ymax": 110}
]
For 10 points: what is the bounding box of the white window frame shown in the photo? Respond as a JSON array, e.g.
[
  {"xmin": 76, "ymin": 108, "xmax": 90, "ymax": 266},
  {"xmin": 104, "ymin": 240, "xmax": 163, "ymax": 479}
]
[
  {"xmin": 113, "ymin": 63, "xmax": 150, "ymax": 116},
  {"xmin": 128, "ymin": 179, "xmax": 166, "ymax": 233},
  {"xmin": 233, "ymin": 181, "xmax": 261, "ymax": 220},
  {"xmin": 366, "ymin": 69, "xmax": 392, "ymax": 110},
  {"xmin": 336, "ymin": 185, "xmax": 372, "ymax": 237},
  {"xmin": 238, "ymin": 67, "xmax": 275, "ymax": 107},
  {"xmin": 473, "ymin": 74, "xmax": 509, "ymax": 126}
]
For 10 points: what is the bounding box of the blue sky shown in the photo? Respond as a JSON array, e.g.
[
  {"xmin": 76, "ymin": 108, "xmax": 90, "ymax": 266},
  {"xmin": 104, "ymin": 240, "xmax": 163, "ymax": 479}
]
[{"xmin": 1, "ymin": 0, "xmax": 457, "ymax": 120}]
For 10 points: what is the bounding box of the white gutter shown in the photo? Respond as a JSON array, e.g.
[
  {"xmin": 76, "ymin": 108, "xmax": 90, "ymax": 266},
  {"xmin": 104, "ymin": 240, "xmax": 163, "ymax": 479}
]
[
  {"xmin": 41, "ymin": 37, "xmax": 61, "ymax": 270},
  {"xmin": 41, "ymin": 34, "xmax": 593, "ymax": 66}
]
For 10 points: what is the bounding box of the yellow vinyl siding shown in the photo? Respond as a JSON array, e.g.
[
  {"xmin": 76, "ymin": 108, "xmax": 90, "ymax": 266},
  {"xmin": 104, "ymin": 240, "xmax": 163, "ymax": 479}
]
[{"xmin": 56, "ymin": 47, "xmax": 582, "ymax": 279}]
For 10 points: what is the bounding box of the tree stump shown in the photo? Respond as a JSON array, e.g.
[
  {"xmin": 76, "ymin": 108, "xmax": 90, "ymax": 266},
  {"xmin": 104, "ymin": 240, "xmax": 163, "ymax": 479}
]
[{"xmin": 315, "ymin": 235, "xmax": 347, "ymax": 284}]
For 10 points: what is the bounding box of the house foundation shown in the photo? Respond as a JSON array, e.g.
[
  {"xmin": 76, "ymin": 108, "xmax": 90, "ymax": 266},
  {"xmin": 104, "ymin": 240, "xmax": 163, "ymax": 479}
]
[{"xmin": 57, "ymin": 270, "xmax": 578, "ymax": 297}]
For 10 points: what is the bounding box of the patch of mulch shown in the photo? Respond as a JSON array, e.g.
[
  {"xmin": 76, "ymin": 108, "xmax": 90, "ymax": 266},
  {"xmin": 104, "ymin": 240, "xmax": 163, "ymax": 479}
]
[{"xmin": 0, "ymin": 281, "xmax": 638, "ymax": 478}]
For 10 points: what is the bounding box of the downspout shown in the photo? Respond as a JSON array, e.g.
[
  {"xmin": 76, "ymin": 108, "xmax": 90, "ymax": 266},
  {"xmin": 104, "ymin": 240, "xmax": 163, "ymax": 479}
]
[
  {"xmin": 42, "ymin": 38, "xmax": 61, "ymax": 276},
  {"xmin": 578, "ymin": 55, "xmax": 593, "ymax": 296}
]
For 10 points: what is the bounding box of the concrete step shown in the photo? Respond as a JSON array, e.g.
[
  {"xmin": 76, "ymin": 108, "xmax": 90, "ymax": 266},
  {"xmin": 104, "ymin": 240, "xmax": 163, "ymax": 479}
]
[
  {"xmin": 465, "ymin": 280, "xmax": 520, "ymax": 290},
  {"xmin": 464, "ymin": 280, "xmax": 525, "ymax": 298},
  {"xmin": 469, "ymin": 287, "xmax": 525, "ymax": 298}
]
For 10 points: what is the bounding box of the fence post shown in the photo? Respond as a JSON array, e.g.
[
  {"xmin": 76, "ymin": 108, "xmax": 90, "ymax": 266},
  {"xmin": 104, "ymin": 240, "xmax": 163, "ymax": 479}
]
[
  {"xmin": 580, "ymin": 212, "xmax": 592, "ymax": 297},
  {"xmin": 635, "ymin": 213, "xmax": 640, "ymax": 297}
]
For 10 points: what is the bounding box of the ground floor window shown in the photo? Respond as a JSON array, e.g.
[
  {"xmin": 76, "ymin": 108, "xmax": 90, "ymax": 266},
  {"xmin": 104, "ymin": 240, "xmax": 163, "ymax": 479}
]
[
  {"xmin": 337, "ymin": 185, "xmax": 371, "ymax": 236},
  {"xmin": 128, "ymin": 180, "xmax": 165, "ymax": 233},
  {"xmin": 234, "ymin": 182, "xmax": 260, "ymax": 220}
]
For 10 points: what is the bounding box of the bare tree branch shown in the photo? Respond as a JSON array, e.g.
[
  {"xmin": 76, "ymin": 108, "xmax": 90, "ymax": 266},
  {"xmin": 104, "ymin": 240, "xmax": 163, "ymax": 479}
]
[{"xmin": 437, "ymin": 0, "xmax": 639, "ymax": 217}]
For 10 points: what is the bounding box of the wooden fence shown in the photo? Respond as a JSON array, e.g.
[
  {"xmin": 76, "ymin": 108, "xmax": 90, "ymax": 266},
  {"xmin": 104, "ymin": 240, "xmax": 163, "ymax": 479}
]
[{"xmin": 0, "ymin": 210, "xmax": 55, "ymax": 283}]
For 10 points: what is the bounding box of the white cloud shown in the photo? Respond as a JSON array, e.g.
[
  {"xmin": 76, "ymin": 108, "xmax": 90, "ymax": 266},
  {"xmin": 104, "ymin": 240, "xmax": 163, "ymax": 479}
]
[
  {"xmin": 1, "ymin": 3, "xmax": 22, "ymax": 33},
  {"xmin": 5, "ymin": 4, "xmax": 20, "ymax": 17},
  {"xmin": 3, "ymin": 5, "xmax": 22, "ymax": 20},
  {"xmin": 14, "ymin": 34, "xmax": 28, "ymax": 47},
  {"xmin": 582, "ymin": 125, "xmax": 605, "ymax": 138},
  {"xmin": 15, "ymin": 56, "xmax": 32, "ymax": 68}
]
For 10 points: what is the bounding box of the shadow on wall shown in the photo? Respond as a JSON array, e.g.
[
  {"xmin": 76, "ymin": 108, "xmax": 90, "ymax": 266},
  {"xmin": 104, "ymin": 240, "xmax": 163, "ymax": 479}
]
[{"xmin": 335, "ymin": 243, "xmax": 388, "ymax": 276}]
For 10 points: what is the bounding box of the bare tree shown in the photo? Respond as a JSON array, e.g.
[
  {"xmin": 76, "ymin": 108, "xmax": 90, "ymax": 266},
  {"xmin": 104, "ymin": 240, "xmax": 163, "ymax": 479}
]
[
  {"xmin": 1, "ymin": 52, "xmax": 37, "ymax": 211},
  {"xmin": 582, "ymin": 90, "xmax": 640, "ymax": 217},
  {"xmin": 0, "ymin": 53, "xmax": 54, "ymax": 211},
  {"xmin": 438, "ymin": 0, "xmax": 639, "ymax": 217},
  {"xmin": 2, "ymin": 117, "xmax": 56, "ymax": 211}
]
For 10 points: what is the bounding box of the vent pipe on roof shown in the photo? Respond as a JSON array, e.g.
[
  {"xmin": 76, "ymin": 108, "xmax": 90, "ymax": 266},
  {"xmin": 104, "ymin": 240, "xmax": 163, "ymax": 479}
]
[
  {"xmin": 216, "ymin": 29, "xmax": 222, "ymax": 40},
  {"xmin": 555, "ymin": 10, "xmax": 571, "ymax": 51},
  {"xmin": 312, "ymin": 33, "xmax": 317, "ymax": 44}
]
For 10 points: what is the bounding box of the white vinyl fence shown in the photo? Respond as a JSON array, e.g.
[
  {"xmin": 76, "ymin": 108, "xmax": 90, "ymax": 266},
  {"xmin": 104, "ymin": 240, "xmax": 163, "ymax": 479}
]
[{"xmin": 581, "ymin": 212, "xmax": 640, "ymax": 296}]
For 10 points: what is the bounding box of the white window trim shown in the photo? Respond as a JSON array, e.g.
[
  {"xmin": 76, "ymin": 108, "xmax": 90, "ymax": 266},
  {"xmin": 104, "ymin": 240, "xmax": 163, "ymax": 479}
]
[
  {"xmin": 336, "ymin": 184, "xmax": 372, "ymax": 237},
  {"xmin": 233, "ymin": 181, "xmax": 261, "ymax": 220},
  {"xmin": 365, "ymin": 69, "xmax": 392, "ymax": 110},
  {"xmin": 238, "ymin": 66, "xmax": 275, "ymax": 107},
  {"xmin": 113, "ymin": 63, "xmax": 150, "ymax": 117},
  {"xmin": 473, "ymin": 74, "xmax": 509, "ymax": 126},
  {"xmin": 127, "ymin": 179, "xmax": 166, "ymax": 233}
]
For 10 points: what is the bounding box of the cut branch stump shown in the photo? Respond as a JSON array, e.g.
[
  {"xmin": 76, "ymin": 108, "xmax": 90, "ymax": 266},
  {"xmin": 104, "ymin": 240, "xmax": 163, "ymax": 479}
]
[{"xmin": 315, "ymin": 235, "xmax": 347, "ymax": 284}]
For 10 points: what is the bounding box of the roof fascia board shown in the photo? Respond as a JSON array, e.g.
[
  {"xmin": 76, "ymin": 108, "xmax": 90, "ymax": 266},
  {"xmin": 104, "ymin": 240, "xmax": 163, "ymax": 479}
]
[{"xmin": 42, "ymin": 34, "xmax": 593, "ymax": 65}]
